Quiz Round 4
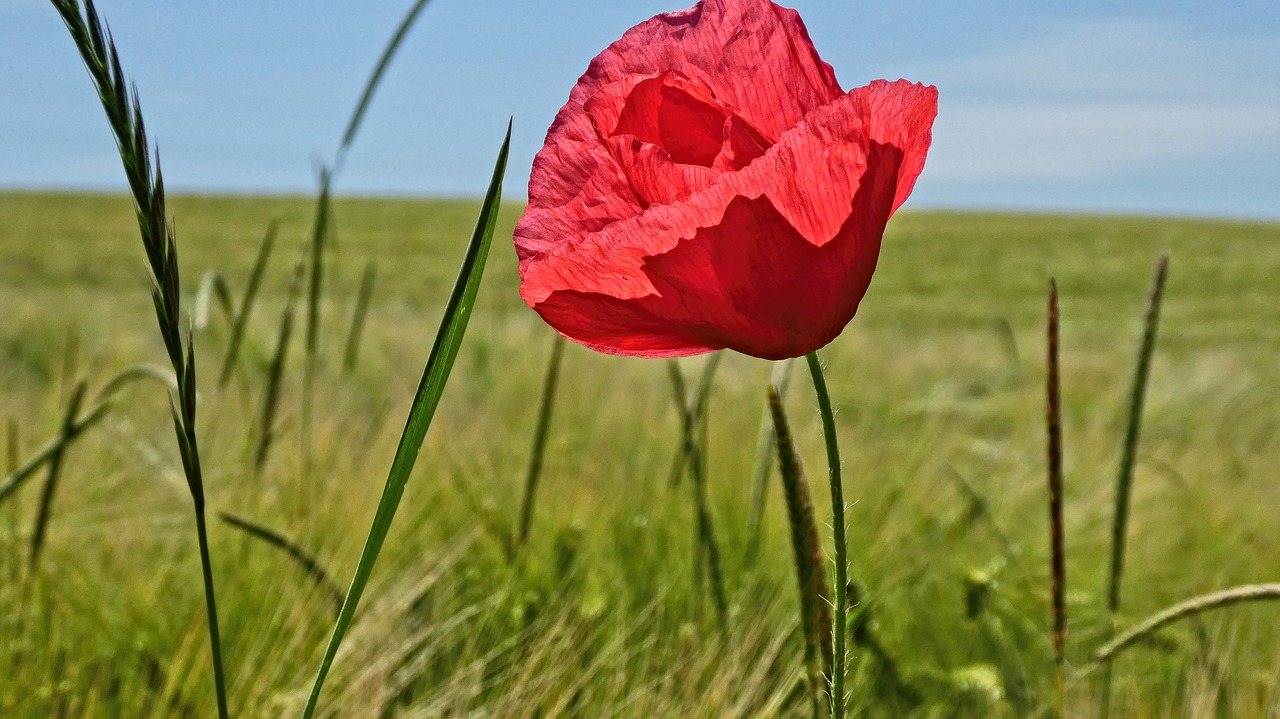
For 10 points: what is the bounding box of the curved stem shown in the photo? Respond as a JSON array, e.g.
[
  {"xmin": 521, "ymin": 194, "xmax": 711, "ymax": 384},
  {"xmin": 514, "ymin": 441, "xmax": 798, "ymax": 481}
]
[{"xmin": 806, "ymin": 351, "xmax": 846, "ymax": 718}]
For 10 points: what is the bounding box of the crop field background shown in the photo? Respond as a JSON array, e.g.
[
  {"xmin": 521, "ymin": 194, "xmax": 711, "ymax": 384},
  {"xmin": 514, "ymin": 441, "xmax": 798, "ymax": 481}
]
[{"xmin": 2, "ymin": 191, "xmax": 1278, "ymax": 717}]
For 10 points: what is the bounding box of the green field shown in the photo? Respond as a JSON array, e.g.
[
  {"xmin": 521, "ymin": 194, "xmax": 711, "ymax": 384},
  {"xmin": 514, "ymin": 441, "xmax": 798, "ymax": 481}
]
[{"xmin": 2, "ymin": 191, "xmax": 1278, "ymax": 717}]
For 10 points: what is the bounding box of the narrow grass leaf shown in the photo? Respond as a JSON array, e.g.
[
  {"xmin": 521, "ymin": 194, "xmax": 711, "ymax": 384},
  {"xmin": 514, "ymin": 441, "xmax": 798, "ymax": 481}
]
[
  {"xmin": 1106, "ymin": 252, "xmax": 1170, "ymax": 611},
  {"xmin": 746, "ymin": 357, "xmax": 794, "ymax": 561},
  {"xmin": 666, "ymin": 357, "xmax": 729, "ymax": 628},
  {"xmin": 219, "ymin": 511, "xmax": 344, "ymax": 616},
  {"xmin": 1087, "ymin": 583, "xmax": 1280, "ymax": 670},
  {"xmin": 300, "ymin": 121, "xmax": 510, "ymax": 719},
  {"xmin": 194, "ymin": 270, "xmax": 235, "ymax": 331},
  {"xmin": 28, "ymin": 381, "xmax": 86, "ymax": 574},
  {"xmin": 0, "ymin": 401, "xmax": 110, "ymax": 506},
  {"xmin": 514, "ymin": 333, "xmax": 566, "ymax": 556},
  {"xmin": 220, "ymin": 221, "xmax": 278, "ymax": 386},
  {"xmin": 342, "ymin": 261, "xmax": 378, "ymax": 374},
  {"xmin": 333, "ymin": 0, "xmax": 435, "ymax": 172},
  {"xmin": 256, "ymin": 239, "xmax": 309, "ymax": 472},
  {"xmin": 1100, "ymin": 252, "xmax": 1169, "ymax": 719}
]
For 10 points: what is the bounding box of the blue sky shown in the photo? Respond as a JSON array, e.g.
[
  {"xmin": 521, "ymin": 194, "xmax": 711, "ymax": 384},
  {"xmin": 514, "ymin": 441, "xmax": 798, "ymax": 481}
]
[{"xmin": 2, "ymin": 0, "xmax": 1278, "ymax": 219}]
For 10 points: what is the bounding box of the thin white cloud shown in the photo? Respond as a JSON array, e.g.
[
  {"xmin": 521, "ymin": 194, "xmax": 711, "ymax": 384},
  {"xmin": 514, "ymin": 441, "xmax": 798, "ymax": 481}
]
[{"xmin": 912, "ymin": 20, "xmax": 1280, "ymax": 184}]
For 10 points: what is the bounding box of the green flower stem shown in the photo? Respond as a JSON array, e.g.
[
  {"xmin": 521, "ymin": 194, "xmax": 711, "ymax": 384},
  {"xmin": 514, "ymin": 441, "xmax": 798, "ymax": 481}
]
[{"xmin": 806, "ymin": 351, "xmax": 847, "ymax": 718}]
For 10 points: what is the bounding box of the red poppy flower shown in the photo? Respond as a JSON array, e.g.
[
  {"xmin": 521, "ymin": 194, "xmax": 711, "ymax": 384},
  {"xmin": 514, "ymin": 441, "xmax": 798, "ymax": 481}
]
[{"xmin": 514, "ymin": 0, "xmax": 937, "ymax": 360}]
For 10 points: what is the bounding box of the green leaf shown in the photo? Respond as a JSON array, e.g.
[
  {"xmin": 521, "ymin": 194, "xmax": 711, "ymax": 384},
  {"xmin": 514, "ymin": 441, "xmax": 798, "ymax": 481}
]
[{"xmin": 300, "ymin": 121, "xmax": 511, "ymax": 718}]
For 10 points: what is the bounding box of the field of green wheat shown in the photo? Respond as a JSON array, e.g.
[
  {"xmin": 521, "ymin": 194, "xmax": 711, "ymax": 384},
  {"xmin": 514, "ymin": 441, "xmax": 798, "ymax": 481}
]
[{"xmin": 2, "ymin": 190, "xmax": 1278, "ymax": 717}]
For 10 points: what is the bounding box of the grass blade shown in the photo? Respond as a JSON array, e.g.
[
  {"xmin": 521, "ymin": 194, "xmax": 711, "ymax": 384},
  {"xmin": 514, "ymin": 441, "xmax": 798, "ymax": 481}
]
[
  {"xmin": 1100, "ymin": 252, "xmax": 1169, "ymax": 719},
  {"xmin": 28, "ymin": 382, "xmax": 86, "ymax": 574},
  {"xmin": 1106, "ymin": 252, "xmax": 1170, "ymax": 611},
  {"xmin": 333, "ymin": 0, "xmax": 435, "ymax": 172},
  {"xmin": 1045, "ymin": 279, "xmax": 1067, "ymax": 717},
  {"xmin": 5, "ymin": 420, "xmax": 16, "ymax": 475},
  {"xmin": 342, "ymin": 261, "xmax": 378, "ymax": 374},
  {"xmin": 219, "ymin": 511, "xmax": 344, "ymax": 616},
  {"xmin": 767, "ymin": 385, "xmax": 832, "ymax": 715},
  {"xmin": 255, "ymin": 239, "xmax": 310, "ymax": 472},
  {"xmin": 1087, "ymin": 584, "xmax": 1280, "ymax": 670},
  {"xmin": 666, "ymin": 356, "xmax": 729, "ymax": 628},
  {"xmin": 300, "ymin": 121, "xmax": 510, "ymax": 719},
  {"xmin": 666, "ymin": 353, "xmax": 722, "ymax": 487},
  {"xmin": 746, "ymin": 357, "xmax": 795, "ymax": 562},
  {"xmin": 220, "ymin": 221, "xmax": 278, "ymax": 386},
  {"xmin": 194, "ymin": 270, "xmax": 235, "ymax": 332},
  {"xmin": 514, "ymin": 333, "xmax": 566, "ymax": 556},
  {"xmin": 0, "ymin": 401, "xmax": 110, "ymax": 506}
]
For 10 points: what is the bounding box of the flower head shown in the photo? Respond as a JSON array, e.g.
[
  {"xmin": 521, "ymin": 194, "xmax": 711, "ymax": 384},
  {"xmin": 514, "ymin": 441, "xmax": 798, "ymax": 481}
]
[{"xmin": 515, "ymin": 0, "xmax": 937, "ymax": 359}]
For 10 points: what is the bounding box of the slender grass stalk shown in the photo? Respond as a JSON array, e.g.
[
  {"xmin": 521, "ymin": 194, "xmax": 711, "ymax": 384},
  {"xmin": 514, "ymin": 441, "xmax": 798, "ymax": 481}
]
[
  {"xmin": 667, "ymin": 353, "xmax": 723, "ymax": 487},
  {"xmin": 28, "ymin": 382, "xmax": 86, "ymax": 574},
  {"xmin": 746, "ymin": 357, "xmax": 795, "ymax": 562},
  {"xmin": 255, "ymin": 239, "xmax": 309, "ymax": 472},
  {"xmin": 194, "ymin": 270, "xmax": 235, "ymax": 332},
  {"xmin": 0, "ymin": 402, "xmax": 110, "ymax": 506},
  {"xmin": 92, "ymin": 364, "xmax": 179, "ymax": 404},
  {"xmin": 804, "ymin": 350, "xmax": 847, "ymax": 718},
  {"xmin": 4, "ymin": 420, "xmax": 16, "ymax": 474},
  {"xmin": 1045, "ymin": 279, "xmax": 1067, "ymax": 718},
  {"xmin": 666, "ymin": 357, "xmax": 729, "ymax": 628},
  {"xmin": 59, "ymin": 328, "xmax": 80, "ymax": 402},
  {"xmin": 300, "ymin": 0, "xmax": 434, "ymax": 471},
  {"xmin": 48, "ymin": 4, "xmax": 228, "ymax": 712},
  {"xmin": 1100, "ymin": 252, "xmax": 1169, "ymax": 718},
  {"xmin": 1107, "ymin": 253, "xmax": 1170, "ymax": 611},
  {"xmin": 514, "ymin": 333, "xmax": 567, "ymax": 556},
  {"xmin": 342, "ymin": 261, "xmax": 378, "ymax": 374},
  {"xmin": 218, "ymin": 511, "xmax": 344, "ymax": 616},
  {"xmin": 1085, "ymin": 584, "xmax": 1280, "ymax": 671},
  {"xmin": 333, "ymin": 0, "xmax": 435, "ymax": 174},
  {"xmin": 219, "ymin": 221, "xmax": 278, "ymax": 386},
  {"xmin": 767, "ymin": 385, "xmax": 832, "ymax": 716},
  {"xmin": 301, "ymin": 122, "xmax": 509, "ymax": 719},
  {"xmin": 301, "ymin": 168, "xmax": 332, "ymax": 478}
]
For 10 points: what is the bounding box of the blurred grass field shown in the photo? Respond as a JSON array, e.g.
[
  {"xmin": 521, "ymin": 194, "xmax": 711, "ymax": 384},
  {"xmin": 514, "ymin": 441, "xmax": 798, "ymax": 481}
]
[{"xmin": 2, "ymin": 191, "xmax": 1278, "ymax": 717}]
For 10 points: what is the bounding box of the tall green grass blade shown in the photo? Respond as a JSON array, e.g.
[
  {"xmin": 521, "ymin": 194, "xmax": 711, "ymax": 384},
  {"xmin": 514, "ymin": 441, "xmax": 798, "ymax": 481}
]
[
  {"xmin": 514, "ymin": 333, "xmax": 566, "ymax": 556},
  {"xmin": 342, "ymin": 261, "xmax": 378, "ymax": 374},
  {"xmin": 0, "ymin": 401, "xmax": 110, "ymax": 506},
  {"xmin": 219, "ymin": 511, "xmax": 344, "ymax": 616},
  {"xmin": 805, "ymin": 351, "xmax": 848, "ymax": 718},
  {"xmin": 4, "ymin": 420, "xmax": 16, "ymax": 475},
  {"xmin": 767, "ymin": 385, "xmax": 831, "ymax": 718},
  {"xmin": 1045, "ymin": 279, "xmax": 1067, "ymax": 718},
  {"xmin": 28, "ymin": 381, "xmax": 86, "ymax": 574},
  {"xmin": 333, "ymin": 0, "xmax": 435, "ymax": 172},
  {"xmin": 666, "ymin": 353, "xmax": 722, "ymax": 487},
  {"xmin": 1106, "ymin": 252, "xmax": 1170, "ymax": 612},
  {"xmin": 746, "ymin": 357, "xmax": 795, "ymax": 562},
  {"xmin": 1100, "ymin": 252, "xmax": 1169, "ymax": 719},
  {"xmin": 59, "ymin": 327, "xmax": 80, "ymax": 402},
  {"xmin": 194, "ymin": 270, "xmax": 235, "ymax": 332},
  {"xmin": 1087, "ymin": 583, "xmax": 1280, "ymax": 671},
  {"xmin": 92, "ymin": 364, "xmax": 179, "ymax": 404},
  {"xmin": 219, "ymin": 221, "xmax": 278, "ymax": 386},
  {"xmin": 256, "ymin": 239, "xmax": 310, "ymax": 472},
  {"xmin": 666, "ymin": 357, "xmax": 729, "ymax": 628},
  {"xmin": 300, "ymin": 122, "xmax": 510, "ymax": 719},
  {"xmin": 300, "ymin": 170, "xmax": 332, "ymax": 477}
]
